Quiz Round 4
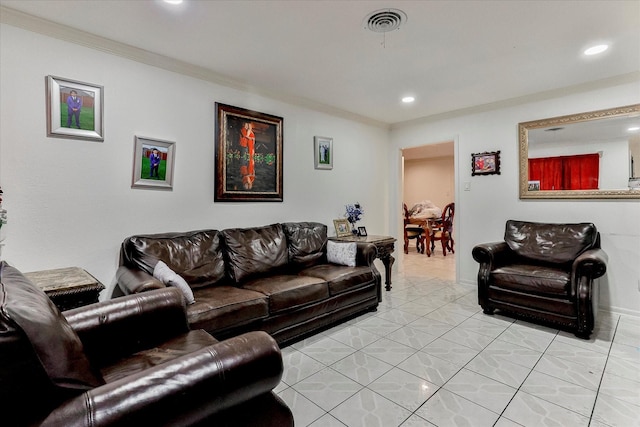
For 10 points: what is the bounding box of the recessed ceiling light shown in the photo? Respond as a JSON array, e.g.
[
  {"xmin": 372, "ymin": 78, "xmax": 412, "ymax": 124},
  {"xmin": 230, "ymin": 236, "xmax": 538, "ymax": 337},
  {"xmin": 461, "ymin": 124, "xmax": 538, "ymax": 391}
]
[
  {"xmin": 402, "ymin": 96, "xmax": 415, "ymax": 103},
  {"xmin": 164, "ymin": 0, "xmax": 183, "ymax": 4},
  {"xmin": 628, "ymin": 126, "xmax": 640, "ymax": 132},
  {"xmin": 584, "ymin": 44, "xmax": 608, "ymax": 56}
]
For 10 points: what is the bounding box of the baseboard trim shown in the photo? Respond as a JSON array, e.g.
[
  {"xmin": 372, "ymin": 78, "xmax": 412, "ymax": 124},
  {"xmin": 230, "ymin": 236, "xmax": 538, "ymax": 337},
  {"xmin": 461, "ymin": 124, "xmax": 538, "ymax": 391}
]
[{"xmin": 600, "ymin": 307, "xmax": 640, "ymax": 319}]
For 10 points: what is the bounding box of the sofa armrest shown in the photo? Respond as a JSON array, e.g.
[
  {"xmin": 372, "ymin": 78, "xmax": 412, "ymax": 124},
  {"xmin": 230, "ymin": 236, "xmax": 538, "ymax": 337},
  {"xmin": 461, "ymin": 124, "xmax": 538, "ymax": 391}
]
[
  {"xmin": 355, "ymin": 242, "xmax": 377, "ymax": 266},
  {"xmin": 472, "ymin": 241, "xmax": 511, "ymax": 266},
  {"xmin": 570, "ymin": 248, "xmax": 608, "ymax": 298},
  {"xmin": 40, "ymin": 331, "xmax": 284, "ymax": 427},
  {"xmin": 116, "ymin": 265, "xmax": 165, "ymax": 295},
  {"xmin": 472, "ymin": 242, "xmax": 512, "ymax": 305},
  {"xmin": 64, "ymin": 288, "xmax": 190, "ymax": 363}
]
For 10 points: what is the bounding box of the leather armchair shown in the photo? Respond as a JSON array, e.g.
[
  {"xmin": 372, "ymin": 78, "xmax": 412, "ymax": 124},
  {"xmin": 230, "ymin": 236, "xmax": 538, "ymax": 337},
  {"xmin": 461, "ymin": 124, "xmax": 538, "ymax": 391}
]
[
  {"xmin": 472, "ymin": 220, "xmax": 607, "ymax": 338},
  {"xmin": 0, "ymin": 261, "xmax": 292, "ymax": 426}
]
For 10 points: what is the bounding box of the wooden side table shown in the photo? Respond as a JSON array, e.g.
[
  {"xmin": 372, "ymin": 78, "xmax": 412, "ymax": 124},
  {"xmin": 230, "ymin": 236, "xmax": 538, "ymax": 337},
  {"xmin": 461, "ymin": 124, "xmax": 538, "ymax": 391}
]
[
  {"xmin": 24, "ymin": 267, "xmax": 105, "ymax": 311},
  {"xmin": 330, "ymin": 234, "xmax": 397, "ymax": 291}
]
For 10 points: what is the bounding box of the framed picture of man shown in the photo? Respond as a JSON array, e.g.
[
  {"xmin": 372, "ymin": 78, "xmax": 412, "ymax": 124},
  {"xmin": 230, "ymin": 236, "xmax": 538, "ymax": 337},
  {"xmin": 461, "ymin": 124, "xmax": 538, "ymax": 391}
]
[
  {"xmin": 46, "ymin": 75, "xmax": 104, "ymax": 141},
  {"xmin": 314, "ymin": 136, "xmax": 333, "ymax": 170},
  {"xmin": 131, "ymin": 136, "xmax": 175, "ymax": 190},
  {"xmin": 215, "ymin": 103, "xmax": 283, "ymax": 202}
]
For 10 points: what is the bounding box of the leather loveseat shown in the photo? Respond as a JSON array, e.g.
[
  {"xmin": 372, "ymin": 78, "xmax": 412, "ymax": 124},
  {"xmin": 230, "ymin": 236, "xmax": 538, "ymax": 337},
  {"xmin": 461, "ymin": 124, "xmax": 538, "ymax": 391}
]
[
  {"xmin": 472, "ymin": 220, "xmax": 607, "ymax": 338},
  {"xmin": 114, "ymin": 222, "xmax": 381, "ymax": 345},
  {"xmin": 0, "ymin": 261, "xmax": 292, "ymax": 427}
]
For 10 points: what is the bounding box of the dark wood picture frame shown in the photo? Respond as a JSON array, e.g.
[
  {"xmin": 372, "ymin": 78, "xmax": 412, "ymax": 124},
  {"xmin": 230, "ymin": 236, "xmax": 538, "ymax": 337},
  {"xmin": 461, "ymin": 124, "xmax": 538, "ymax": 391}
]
[
  {"xmin": 357, "ymin": 226, "xmax": 368, "ymax": 237},
  {"xmin": 215, "ymin": 103, "xmax": 283, "ymax": 202},
  {"xmin": 471, "ymin": 151, "xmax": 501, "ymax": 176}
]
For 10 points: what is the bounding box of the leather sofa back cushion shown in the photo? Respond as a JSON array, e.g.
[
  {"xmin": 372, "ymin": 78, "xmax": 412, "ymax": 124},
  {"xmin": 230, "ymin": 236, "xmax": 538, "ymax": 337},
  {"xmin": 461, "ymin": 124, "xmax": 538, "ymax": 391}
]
[
  {"xmin": 282, "ymin": 222, "xmax": 327, "ymax": 268},
  {"xmin": 222, "ymin": 224, "xmax": 289, "ymax": 283},
  {"xmin": 0, "ymin": 261, "xmax": 104, "ymax": 391},
  {"xmin": 122, "ymin": 230, "xmax": 226, "ymax": 288},
  {"xmin": 504, "ymin": 220, "xmax": 597, "ymax": 264}
]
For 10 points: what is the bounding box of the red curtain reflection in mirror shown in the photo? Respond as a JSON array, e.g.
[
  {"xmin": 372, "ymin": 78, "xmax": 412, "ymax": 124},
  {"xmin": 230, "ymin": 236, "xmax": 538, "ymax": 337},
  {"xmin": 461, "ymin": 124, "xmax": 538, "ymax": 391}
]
[{"xmin": 529, "ymin": 153, "xmax": 599, "ymax": 190}]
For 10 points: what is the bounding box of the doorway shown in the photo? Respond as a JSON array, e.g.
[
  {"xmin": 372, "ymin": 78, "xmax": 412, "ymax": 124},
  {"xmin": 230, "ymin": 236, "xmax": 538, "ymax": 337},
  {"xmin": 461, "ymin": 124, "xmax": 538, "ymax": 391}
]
[{"xmin": 401, "ymin": 140, "xmax": 456, "ymax": 280}]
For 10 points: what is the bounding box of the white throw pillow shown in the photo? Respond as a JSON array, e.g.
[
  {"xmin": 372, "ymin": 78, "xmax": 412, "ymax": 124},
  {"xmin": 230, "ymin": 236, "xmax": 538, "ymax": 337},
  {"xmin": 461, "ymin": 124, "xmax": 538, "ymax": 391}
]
[
  {"xmin": 153, "ymin": 260, "xmax": 196, "ymax": 304},
  {"xmin": 327, "ymin": 241, "xmax": 357, "ymax": 267}
]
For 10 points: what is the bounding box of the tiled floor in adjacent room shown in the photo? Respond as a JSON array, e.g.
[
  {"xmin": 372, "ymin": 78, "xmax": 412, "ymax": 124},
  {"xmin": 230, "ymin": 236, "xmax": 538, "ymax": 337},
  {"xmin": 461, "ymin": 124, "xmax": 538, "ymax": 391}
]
[{"xmin": 276, "ymin": 250, "xmax": 640, "ymax": 426}]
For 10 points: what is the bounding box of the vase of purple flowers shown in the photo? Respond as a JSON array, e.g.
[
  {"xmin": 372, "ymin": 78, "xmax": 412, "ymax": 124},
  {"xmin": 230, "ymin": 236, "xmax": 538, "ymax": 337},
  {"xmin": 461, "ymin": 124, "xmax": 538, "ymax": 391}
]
[{"xmin": 345, "ymin": 203, "xmax": 363, "ymax": 234}]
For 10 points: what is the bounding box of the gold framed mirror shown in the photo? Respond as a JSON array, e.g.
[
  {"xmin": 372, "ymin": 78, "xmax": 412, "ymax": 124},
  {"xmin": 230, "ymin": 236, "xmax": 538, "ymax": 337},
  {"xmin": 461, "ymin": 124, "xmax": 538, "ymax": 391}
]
[{"xmin": 519, "ymin": 104, "xmax": 640, "ymax": 199}]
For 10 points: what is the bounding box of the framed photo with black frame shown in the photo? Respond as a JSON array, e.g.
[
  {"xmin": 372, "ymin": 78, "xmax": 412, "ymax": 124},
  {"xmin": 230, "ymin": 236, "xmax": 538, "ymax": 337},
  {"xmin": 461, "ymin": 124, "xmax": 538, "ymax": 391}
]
[{"xmin": 471, "ymin": 151, "xmax": 501, "ymax": 176}]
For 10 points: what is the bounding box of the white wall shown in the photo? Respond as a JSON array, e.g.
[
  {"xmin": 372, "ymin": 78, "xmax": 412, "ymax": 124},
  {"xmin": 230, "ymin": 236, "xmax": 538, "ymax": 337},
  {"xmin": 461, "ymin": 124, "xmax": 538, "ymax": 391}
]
[
  {"xmin": 403, "ymin": 156, "xmax": 454, "ymax": 210},
  {"xmin": 390, "ymin": 82, "xmax": 640, "ymax": 316},
  {"xmin": 0, "ymin": 24, "xmax": 389, "ymax": 297}
]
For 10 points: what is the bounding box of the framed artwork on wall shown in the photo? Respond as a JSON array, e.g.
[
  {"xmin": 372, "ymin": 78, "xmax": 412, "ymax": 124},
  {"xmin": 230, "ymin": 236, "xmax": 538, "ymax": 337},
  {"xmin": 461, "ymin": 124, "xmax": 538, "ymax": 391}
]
[
  {"xmin": 314, "ymin": 136, "xmax": 333, "ymax": 170},
  {"xmin": 45, "ymin": 75, "xmax": 104, "ymax": 141},
  {"xmin": 215, "ymin": 103, "xmax": 283, "ymax": 202},
  {"xmin": 471, "ymin": 151, "xmax": 501, "ymax": 176},
  {"xmin": 131, "ymin": 136, "xmax": 175, "ymax": 190}
]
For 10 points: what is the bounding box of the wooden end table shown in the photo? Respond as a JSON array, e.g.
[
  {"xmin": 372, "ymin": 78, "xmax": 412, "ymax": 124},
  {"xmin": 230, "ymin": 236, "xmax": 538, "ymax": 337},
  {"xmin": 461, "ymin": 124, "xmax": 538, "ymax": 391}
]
[
  {"xmin": 330, "ymin": 234, "xmax": 397, "ymax": 291},
  {"xmin": 24, "ymin": 267, "xmax": 105, "ymax": 311}
]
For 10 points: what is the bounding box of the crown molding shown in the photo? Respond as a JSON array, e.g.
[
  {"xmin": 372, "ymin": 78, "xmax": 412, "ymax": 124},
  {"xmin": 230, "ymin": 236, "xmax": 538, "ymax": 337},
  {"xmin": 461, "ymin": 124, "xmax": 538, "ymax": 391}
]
[{"xmin": 0, "ymin": 5, "xmax": 388, "ymax": 129}]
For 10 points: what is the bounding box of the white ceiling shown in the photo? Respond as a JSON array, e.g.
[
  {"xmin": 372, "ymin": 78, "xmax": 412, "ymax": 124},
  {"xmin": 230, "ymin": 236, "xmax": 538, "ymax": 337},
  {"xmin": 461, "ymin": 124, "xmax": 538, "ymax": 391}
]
[{"xmin": 1, "ymin": 0, "xmax": 639, "ymax": 126}]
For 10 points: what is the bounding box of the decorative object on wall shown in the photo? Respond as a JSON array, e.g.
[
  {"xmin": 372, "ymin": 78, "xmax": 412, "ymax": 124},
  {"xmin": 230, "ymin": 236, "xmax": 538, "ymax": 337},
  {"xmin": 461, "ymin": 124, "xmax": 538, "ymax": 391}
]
[
  {"xmin": 471, "ymin": 151, "xmax": 501, "ymax": 176},
  {"xmin": 358, "ymin": 226, "xmax": 368, "ymax": 237},
  {"xmin": 333, "ymin": 219, "xmax": 351, "ymax": 237},
  {"xmin": 215, "ymin": 103, "xmax": 283, "ymax": 202},
  {"xmin": 314, "ymin": 136, "xmax": 333, "ymax": 170},
  {"xmin": 519, "ymin": 103, "xmax": 640, "ymax": 199},
  {"xmin": 45, "ymin": 75, "xmax": 104, "ymax": 141},
  {"xmin": 131, "ymin": 136, "xmax": 175, "ymax": 190}
]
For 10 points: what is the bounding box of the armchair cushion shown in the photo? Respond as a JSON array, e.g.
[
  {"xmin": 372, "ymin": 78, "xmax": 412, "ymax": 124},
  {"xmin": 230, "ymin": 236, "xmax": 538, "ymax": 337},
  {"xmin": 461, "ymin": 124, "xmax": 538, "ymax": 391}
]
[
  {"xmin": 0, "ymin": 262, "xmax": 104, "ymax": 390},
  {"xmin": 505, "ymin": 220, "xmax": 597, "ymax": 264}
]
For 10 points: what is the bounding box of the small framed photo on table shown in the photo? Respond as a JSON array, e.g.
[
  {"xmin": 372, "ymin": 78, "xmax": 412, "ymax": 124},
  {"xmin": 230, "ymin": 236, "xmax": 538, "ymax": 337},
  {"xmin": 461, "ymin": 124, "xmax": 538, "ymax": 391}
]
[
  {"xmin": 333, "ymin": 219, "xmax": 351, "ymax": 237},
  {"xmin": 357, "ymin": 226, "xmax": 368, "ymax": 237}
]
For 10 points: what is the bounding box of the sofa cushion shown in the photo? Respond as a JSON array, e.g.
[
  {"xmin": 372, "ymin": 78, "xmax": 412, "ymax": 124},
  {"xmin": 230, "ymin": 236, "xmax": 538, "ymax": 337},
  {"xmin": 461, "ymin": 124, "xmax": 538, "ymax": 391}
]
[
  {"xmin": 121, "ymin": 230, "xmax": 226, "ymax": 288},
  {"xmin": 504, "ymin": 220, "xmax": 597, "ymax": 265},
  {"xmin": 101, "ymin": 329, "xmax": 217, "ymax": 383},
  {"xmin": 0, "ymin": 262, "xmax": 104, "ymax": 390},
  {"xmin": 282, "ymin": 222, "xmax": 327, "ymax": 269},
  {"xmin": 299, "ymin": 264, "xmax": 375, "ymax": 296},
  {"xmin": 492, "ymin": 264, "xmax": 570, "ymax": 297},
  {"xmin": 187, "ymin": 286, "xmax": 269, "ymax": 333},
  {"xmin": 242, "ymin": 275, "xmax": 328, "ymax": 314},
  {"xmin": 326, "ymin": 241, "xmax": 357, "ymax": 267},
  {"xmin": 222, "ymin": 224, "xmax": 289, "ymax": 283},
  {"xmin": 153, "ymin": 260, "xmax": 196, "ymax": 304}
]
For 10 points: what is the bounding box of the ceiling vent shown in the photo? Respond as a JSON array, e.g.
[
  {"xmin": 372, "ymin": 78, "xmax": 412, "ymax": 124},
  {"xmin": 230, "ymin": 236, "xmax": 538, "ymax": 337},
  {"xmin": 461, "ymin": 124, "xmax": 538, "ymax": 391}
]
[{"xmin": 364, "ymin": 9, "xmax": 407, "ymax": 33}]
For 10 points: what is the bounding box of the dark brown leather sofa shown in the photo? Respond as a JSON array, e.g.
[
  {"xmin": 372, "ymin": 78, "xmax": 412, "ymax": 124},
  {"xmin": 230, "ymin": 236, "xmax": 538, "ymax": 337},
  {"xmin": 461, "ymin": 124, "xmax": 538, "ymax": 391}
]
[
  {"xmin": 472, "ymin": 220, "xmax": 608, "ymax": 338},
  {"xmin": 0, "ymin": 261, "xmax": 292, "ymax": 426},
  {"xmin": 114, "ymin": 222, "xmax": 381, "ymax": 345}
]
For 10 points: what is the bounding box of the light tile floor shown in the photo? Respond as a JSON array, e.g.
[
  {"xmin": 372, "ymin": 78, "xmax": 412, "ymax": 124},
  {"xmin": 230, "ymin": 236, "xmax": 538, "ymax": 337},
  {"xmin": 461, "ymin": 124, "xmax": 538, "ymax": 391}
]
[{"xmin": 276, "ymin": 250, "xmax": 640, "ymax": 426}]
